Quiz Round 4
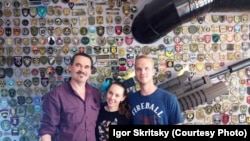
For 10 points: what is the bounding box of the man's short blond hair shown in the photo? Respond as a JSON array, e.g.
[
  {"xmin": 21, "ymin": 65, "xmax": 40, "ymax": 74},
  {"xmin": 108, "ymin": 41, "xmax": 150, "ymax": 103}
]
[{"xmin": 135, "ymin": 55, "xmax": 155, "ymax": 66}]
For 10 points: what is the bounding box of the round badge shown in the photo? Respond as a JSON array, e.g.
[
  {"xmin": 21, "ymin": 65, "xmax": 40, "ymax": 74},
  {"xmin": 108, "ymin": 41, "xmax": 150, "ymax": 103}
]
[
  {"xmin": 24, "ymin": 79, "xmax": 32, "ymax": 88},
  {"xmin": 16, "ymin": 87, "xmax": 24, "ymax": 95},
  {"xmin": 80, "ymin": 27, "xmax": 88, "ymax": 35},
  {"xmin": 188, "ymin": 25, "xmax": 197, "ymax": 34},
  {"xmin": 81, "ymin": 36, "xmax": 90, "ymax": 45},
  {"xmin": 2, "ymin": 137, "xmax": 11, "ymax": 141},
  {"xmin": 1, "ymin": 88, "xmax": 8, "ymax": 97},
  {"xmin": 141, "ymin": 46, "xmax": 151, "ymax": 55},
  {"xmin": 26, "ymin": 96, "xmax": 33, "ymax": 104},
  {"xmin": 9, "ymin": 88, "xmax": 16, "ymax": 98}
]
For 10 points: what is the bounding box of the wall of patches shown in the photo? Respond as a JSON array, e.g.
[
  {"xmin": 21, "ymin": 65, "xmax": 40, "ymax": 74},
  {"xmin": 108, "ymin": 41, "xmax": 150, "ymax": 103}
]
[{"xmin": 0, "ymin": 0, "xmax": 250, "ymax": 140}]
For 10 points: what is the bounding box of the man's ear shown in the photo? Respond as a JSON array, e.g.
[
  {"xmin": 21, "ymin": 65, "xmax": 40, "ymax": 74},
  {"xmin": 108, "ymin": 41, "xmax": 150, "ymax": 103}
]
[{"xmin": 153, "ymin": 67, "xmax": 156, "ymax": 75}]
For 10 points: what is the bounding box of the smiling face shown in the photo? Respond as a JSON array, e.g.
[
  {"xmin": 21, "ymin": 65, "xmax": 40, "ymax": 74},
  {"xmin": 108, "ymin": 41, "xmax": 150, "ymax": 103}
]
[
  {"xmin": 69, "ymin": 55, "xmax": 92, "ymax": 84},
  {"xmin": 134, "ymin": 56, "xmax": 155, "ymax": 86},
  {"xmin": 106, "ymin": 83, "xmax": 125, "ymax": 111}
]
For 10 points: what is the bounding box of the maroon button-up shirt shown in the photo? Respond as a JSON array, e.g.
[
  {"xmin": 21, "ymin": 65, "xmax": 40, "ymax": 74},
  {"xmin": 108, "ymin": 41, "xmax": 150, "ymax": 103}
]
[{"xmin": 39, "ymin": 81, "xmax": 101, "ymax": 141}]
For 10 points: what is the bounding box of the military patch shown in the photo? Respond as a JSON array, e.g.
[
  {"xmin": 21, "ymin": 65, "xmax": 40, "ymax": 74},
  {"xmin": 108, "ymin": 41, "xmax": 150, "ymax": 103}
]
[
  {"xmin": 134, "ymin": 46, "xmax": 141, "ymax": 55},
  {"xmin": 70, "ymin": 46, "xmax": 78, "ymax": 54},
  {"xmin": 30, "ymin": 26, "xmax": 39, "ymax": 36},
  {"xmin": 39, "ymin": 27, "xmax": 47, "ymax": 36},
  {"xmin": 85, "ymin": 46, "xmax": 92, "ymax": 54},
  {"xmin": 10, "ymin": 116, "xmax": 19, "ymax": 127},
  {"xmin": 22, "ymin": 8, "xmax": 29, "ymax": 17},
  {"xmin": 32, "ymin": 46, "xmax": 39, "ymax": 55},
  {"xmin": 6, "ymin": 56, "xmax": 13, "ymax": 67},
  {"xmin": 56, "ymin": 37, "xmax": 63, "ymax": 45},
  {"xmin": 91, "ymin": 55, "xmax": 97, "ymax": 65},
  {"xmin": 64, "ymin": 56, "xmax": 71, "ymax": 65},
  {"xmin": 14, "ymin": 68, "xmax": 22, "ymax": 78},
  {"xmin": 0, "ymin": 28, "xmax": 4, "ymax": 37},
  {"xmin": 5, "ymin": 27, "xmax": 11, "ymax": 36},
  {"xmin": 96, "ymin": 26, "xmax": 105, "ymax": 36},
  {"xmin": 32, "ymin": 57, "xmax": 40, "ymax": 66},
  {"xmin": 55, "ymin": 55, "xmax": 63, "ymax": 65},
  {"xmin": 7, "ymin": 88, "xmax": 15, "ymax": 99},
  {"xmin": 14, "ymin": 47, "xmax": 23, "ymax": 55},
  {"xmin": 39, "ymin": 68, "xmax": 46, "ymax": 78},
  {"xmin": 141, "ymin": 46, "xmax": 151, "ymax": 55},
  {"xmin": 115, "ymin": 36, "xmax": 123, "ymax": 46},
  {"xmin": 62, "ymin": 45, "xmax": 69, "ymax": 55},
  {"xmin": 239, "ymin": 114, "xmax": 246, "ymax": 123},
  {"xmin": 94, "ymin": 46, "xmax": 102, "ymax": 54},
  {"xmin": 109, "ymin": 46, "xmax": 117, "ymax": 54},
  {"xmin": 41, "ymin": 77, "xmax": 49, "ymax": 87},
  {"xmin": 78, "ymin": 46, "xmax": 85, "ymax": 53},
  {"xmin": 31, "ymin": 68, "xmax": 39, "ymax": 76},
  {"xmin": 48, "ymin": 36, "xmax": 55, "ymax": 45},
  {"xmin": 22, "ymin": 56, "xmax": 32, "ymax": 67},
  {"xmin": 32, "ymin": 77, "xmax": 40, "ymax": 86},
  {"xmin": 23, "ymin": 79, "xmax": 32, "ymax": 88},
  {"xmin": 96, "ymin": 36, "xmax": 106, "ymax": 46},
  {"xmin": 63, "ymin": 37, "xmax": 71, "ymax": 45},
  {"xmin": 48, "ymin": 56, "xmax": 56, "ymax": 65},
  {"xmin": 21, "ymin": 47, "xmax": 29, "ymax": 55},
  {"xmin": 6, "ymin": 79, "xmax": 15, "ymax": 88},
  {"xmin": 16, "ymin": 79, "xmax": 23, "ymax": 87},
  {"xmin": 123, "ymin": 25, "xmax": 131, "ymax": 35},
  {"xmin": 17, "ymin": 96, "xmax": 25, "ymax": 105},
  {"xmin": 13, "ymin": 56, "xmax": 22, "ymax": 67},
  {"xmin": 115, "ymin": 25, "xmax": 122, "ymax": 35},
  {"xmin": 25, "ymin": 96, "xmax": 33, "ymax": 105},
  {"xmin": 55, "ymin": 66, "xmax": 64, "ymax": 75},
  {"xmin": 0, "ymin": 109, "xmax": 9, "ymax": 118},
  {"xmin": 81, "ymin": 36, "xmax": 89, "ymax": 45},
  {"xmin": 38, "ymin": 46, "xmax": 46, "ymax": 55},
  {"xmin": 48, "ymin": 26, "xmax": 54, "ymax": 35},
  {"xmin": 13, "ymin": 27, "xmax": 21, "ymax": 36},
  {"xmin": 0, "ymin": 37, "xmax": 5, "ymax": 46},
  {"xmin": 125, "ymin": 36, "xmax": 133, "ymax": 45},
  {"xmin": 89, "ymin": 35, "xmax": 96, "ymax": 46},
  {"xmin": 245, "ymin": 67, "xmax": 250, "ymax": 79},
  {"xmin": 0, "ymin": 68, "xmax": 5, "ymax": 78},
  {"xmin": 127, "ymin": 59, "xmax": 134, "ymax": 68},
  {"xmin": 88, "ymin": 16, "xmax": 95, "ymax": 25},
  {"xmin": 106, "ymin": 25, "xmax": 114, "ymax": 35},
  {"xmin": 38, "ymin": 56, "xmax": 46, "ymax": 65},
  {"xmin": 1, "ymin": 120, "xmax": 11, "ymax": 131},
  {"xmin": 47, "ymin": 46, "xmax": 54, "ymax": 55},
  {"xmin": 107, "ymin": 36, "xmax": 115, "ymax": 45},
  {"xmin": 5, "ymin": 68, "xmax": 13, "ymax": 78},
  {"xmin": 37, "ymin": 5, "xmax": 47, "ymax": 18},
  {"xmin": 22, "ymin": 68, "xmax": 30, "ymax": 77}
]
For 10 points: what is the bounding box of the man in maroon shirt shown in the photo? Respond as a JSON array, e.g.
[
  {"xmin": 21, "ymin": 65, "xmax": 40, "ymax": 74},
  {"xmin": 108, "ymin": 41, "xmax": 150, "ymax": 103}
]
[{"xmin": 39, "ymin": 53, "xmax": 101, "ymax": 141}]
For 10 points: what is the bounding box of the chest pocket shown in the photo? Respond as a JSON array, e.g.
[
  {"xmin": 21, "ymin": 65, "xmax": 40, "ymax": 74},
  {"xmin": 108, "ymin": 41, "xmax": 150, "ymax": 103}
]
[
  {"xmin": 62, "ymin": 107, "xmax": 84, "ymax": 125},
  {"xmin": 90, "ymin": 102, "xmax": 100, "ymax": 124}
]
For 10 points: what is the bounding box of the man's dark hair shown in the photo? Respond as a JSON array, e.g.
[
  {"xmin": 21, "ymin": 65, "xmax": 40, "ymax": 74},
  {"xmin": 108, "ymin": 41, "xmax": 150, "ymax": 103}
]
[{"xmin": 70, "ymin": 53, "xmax": 93, "ymax": 68}]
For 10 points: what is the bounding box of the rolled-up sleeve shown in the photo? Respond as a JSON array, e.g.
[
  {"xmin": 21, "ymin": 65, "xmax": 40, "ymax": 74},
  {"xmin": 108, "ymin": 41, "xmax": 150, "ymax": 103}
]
[{"xmin": 39, "ymin": 89, "xmax": 61, "ymax": 136}]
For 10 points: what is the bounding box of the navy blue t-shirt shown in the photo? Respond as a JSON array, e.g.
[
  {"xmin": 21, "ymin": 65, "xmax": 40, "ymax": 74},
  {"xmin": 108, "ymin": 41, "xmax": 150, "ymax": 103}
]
[{"xmin": 95, "ymin": 103, "xmax": 132, "ymax": 141}]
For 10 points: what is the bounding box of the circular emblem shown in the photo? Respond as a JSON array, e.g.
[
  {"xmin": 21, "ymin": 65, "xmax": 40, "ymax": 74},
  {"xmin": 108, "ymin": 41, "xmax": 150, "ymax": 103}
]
[
  {"xmin": 2, "ymin": 137, "xmax": 11, "ymax": 141},
  {"xmin": 141, "ymin": 46, "xmax": 151, "ymax": 55},
  {"xmin": 81, "ymin": 36, "xmax": 90, "ymax": 45},
  {"xmin": 1, "ymin": 120, "xmax": 11, "ymax": 131},
  {"xmin": 26, "ymin": 96, "xmax": 33, "ymax": 104}
]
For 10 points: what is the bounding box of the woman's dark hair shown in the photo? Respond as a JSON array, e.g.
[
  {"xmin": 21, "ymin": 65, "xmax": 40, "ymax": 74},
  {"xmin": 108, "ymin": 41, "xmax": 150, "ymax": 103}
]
[
  {"xmin": 70, "ymin": 52, "xmax": 93, "ymax": 68},
  {"xmin": 106, "ymin": 81, "xmax": 131, "ymax": 119}
]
